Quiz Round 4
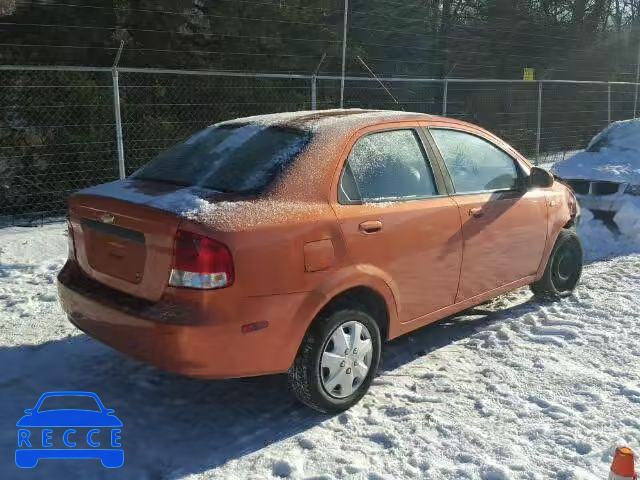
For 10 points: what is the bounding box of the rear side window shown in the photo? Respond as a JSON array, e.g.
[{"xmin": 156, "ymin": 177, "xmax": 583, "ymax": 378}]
[
  {"xmin": 339, "ymin": 129, "xmax": 438, "ymax": 203},
  {"xmin": 133, "ymin": 124, "xmax": 311, "ymax": 194},
  {"xmin": 430, "ymin": 129, "xmax": 521, "ymax": 194}
]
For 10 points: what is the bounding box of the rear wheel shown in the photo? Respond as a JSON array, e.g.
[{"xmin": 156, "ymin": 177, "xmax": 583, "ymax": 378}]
[
  {"xmin": 288, "ymin": 305, "xmax": 381, "ymax": 413},
  {"xmin": 531, "ymin": 229, "xmax": 583, "ymax": 300}
]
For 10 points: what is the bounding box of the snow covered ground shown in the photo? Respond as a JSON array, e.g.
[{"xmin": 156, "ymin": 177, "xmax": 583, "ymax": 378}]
[{"xmin": 1, "ymin": 218, "xmax": 639, "ymax": 479}]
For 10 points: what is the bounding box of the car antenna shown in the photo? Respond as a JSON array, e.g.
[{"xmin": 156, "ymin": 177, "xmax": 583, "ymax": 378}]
[{"xmin": 356, "ymin": 55, "xmax": 402, "ymax": 110}]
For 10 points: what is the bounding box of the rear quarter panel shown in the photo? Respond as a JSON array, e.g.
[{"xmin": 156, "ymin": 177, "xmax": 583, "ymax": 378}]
[{"xmin": 186, "ymin": 203, "xmax": 349, "ymax": 297}]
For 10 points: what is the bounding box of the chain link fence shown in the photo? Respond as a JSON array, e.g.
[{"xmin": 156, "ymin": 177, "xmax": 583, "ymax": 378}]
[
  {"xmin": 119, "ymin": 70, "xmax": 314, "ymax": 176},
  {"xmin": 0, "ymin": 68, "xmax": 117, "ymax": 224},
  {"xmin": 1, "ymin": 65, "xmax": 639, "ymax": 225}
]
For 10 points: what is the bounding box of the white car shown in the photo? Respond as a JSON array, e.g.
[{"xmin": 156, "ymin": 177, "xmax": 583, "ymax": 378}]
[{"xmin": 553, "ymin": 119, "xmax": 640, "ymax": 219}]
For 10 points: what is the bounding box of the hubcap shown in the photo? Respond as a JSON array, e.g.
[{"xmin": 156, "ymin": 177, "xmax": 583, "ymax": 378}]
[
  {"xmin": 552, "ymin": 243, "xmax": 579, "ymax": 291},
  {"xmin": 320, "ymin": 321, "xmax": 373, "ymax": 399}
]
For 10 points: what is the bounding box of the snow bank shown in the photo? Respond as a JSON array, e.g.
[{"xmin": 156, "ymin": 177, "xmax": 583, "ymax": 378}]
[
  {"xmin": 614, "ymin": 198, "xmax": 640, "ymax": 239},
  {"xmin": 578, "ymin": 217, "xmax": 640, "ymax": 262},
  {"xmin": 574, "ymin": 196, "xmax": 640, "ymax": 262}
]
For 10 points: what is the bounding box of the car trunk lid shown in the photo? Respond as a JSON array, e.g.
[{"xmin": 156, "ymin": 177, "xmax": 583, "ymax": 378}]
[
  {"xmin": 81, "ymin": 216, "xmax": 147, "ymax": 284},
  {"xmin": 68, "ymin": 180, "xmax": 213, "ymax": 302}
]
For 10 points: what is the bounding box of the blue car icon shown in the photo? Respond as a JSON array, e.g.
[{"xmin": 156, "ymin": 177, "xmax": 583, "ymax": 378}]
[{"xmin": 16, "ymin": 391, "xmax": 123, "ymax": 468}]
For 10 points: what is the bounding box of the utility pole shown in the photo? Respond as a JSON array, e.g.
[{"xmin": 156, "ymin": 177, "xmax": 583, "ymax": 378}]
[{"xmin": 340, "ymin": 0, "xmax": 349, "ymax": 108}]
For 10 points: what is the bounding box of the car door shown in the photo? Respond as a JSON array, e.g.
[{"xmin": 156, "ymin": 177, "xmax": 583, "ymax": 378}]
[
  {"xmin": 332, "ymin": 126, "xmax": 463, "ymax": 324},
  {"xmin": 428, "ymin": 127, "xmax": 548, "ymax": 302}
]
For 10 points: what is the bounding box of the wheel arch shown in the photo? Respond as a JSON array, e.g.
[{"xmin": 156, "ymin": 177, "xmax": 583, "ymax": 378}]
[
  {"xmin": 290, "ymin": 266, "xmax": 400, "ymax": 360},
  {"xmin": 287, "ymin": 276, "xmax": 395, "ymax": 412},
  {"xmin": 314, "ymin": 286, "xmax": 391, "ymax": 341},
  {"xmin": 536, "ymin": 220, "xmax": 580, "ymax": 281}
]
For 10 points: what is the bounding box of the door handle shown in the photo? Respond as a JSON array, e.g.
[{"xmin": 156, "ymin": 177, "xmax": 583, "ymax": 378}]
[
  {"xmin": 469, "ymin": 207, "xmax": 485, "ymax": 218},
  {"xmin": 359, "ymin": 220, "xmax": 383, "ymax": 234}
]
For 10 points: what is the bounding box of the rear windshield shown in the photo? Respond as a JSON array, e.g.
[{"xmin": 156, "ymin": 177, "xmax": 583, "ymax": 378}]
[{"xmin": 132, "ymin": 124, "xmax": 312, "ymax": 194}]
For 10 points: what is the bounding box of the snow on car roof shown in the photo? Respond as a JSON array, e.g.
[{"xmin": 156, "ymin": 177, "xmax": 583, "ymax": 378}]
[
  {"xmin": 216, "ymin": 109, "xmax": 432, "ymax": 132},
  {"xmin": 586, "ymin": 117, "xmax": 640, "ymax": 152},
  {"xmin": 554, "ymin": 118, "xmax": 640, "ymax": 184},
  {"xmin": 80, "ymin": 110, "xmax": 436, "ymax": 232}
]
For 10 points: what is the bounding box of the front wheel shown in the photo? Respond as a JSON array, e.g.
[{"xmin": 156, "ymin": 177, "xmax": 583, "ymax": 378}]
[
  {"xmin": 531, "ymin": 229, "xmax": 583, "ymax": 300},
  {"xmin": 288, "ymin": 306, "xmax": 382, "ymax": 413}
]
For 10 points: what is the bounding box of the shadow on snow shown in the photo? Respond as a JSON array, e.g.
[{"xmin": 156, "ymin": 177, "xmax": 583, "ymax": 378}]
[{"xmin": 0, "ymin": 292, "xmax": 544, "ymax": 480}]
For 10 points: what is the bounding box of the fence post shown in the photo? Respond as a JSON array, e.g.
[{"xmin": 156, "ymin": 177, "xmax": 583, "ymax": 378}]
[
  {"xmin": 442, "ymin": 78, "xmax": 448, "ymax": 116},
  {"xmin": 635, "ymin": 41, "xmax": 640, "ymax": 118},
  {"xmin": 536, "ymin": 81, "xmax": 542, "ymax": 165},
  {"xmin": 311, "ymin": 75, "xmax": 317, "ymax": 111},
  {"xmin": 340, "ymin": 0, "xmax": 349, "ymax": 108},
  {"xmin": 607, "ymin": 82, "xmax": 612, "ymax": 125},
  {"xmin": 112, "ymin": 41, "xmax": 126, "ymax": 180}
]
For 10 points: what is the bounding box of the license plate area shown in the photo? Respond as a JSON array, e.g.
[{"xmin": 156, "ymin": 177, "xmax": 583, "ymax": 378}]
[{"xmin": 82, "ymin": 219, "xmax": 146, "ymax": 284}]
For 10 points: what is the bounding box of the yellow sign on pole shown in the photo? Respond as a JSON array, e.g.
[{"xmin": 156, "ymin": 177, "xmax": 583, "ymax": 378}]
[{"xmin": 523, "ymin": 68, "xmax": 535, "ymax": 81}]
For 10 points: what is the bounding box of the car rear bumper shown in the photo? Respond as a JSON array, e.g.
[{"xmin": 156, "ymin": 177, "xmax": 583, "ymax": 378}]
[{"xmin": 57, "ymin": 261, "xmax": 309, "ymax": 378}]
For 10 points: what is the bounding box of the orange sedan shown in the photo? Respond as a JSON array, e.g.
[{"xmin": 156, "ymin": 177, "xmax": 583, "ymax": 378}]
[{"xmin": 58, "ymin": 110, "xmax": 582, "ymax": 412}]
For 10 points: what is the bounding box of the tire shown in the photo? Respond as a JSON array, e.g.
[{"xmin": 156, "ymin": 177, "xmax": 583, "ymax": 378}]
[
  {"xmin": 531, "ymin": 228, "xmax": 583, "ymax": 300},
  {"xmin": 288, "ymin": 304, "xmax": 382, "ymax": 413}
]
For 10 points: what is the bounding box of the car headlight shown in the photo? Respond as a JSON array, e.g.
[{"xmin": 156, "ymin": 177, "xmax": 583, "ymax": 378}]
[{"xmin": 625, "ymin": 184, "xmax": 640, "ymax": 196}]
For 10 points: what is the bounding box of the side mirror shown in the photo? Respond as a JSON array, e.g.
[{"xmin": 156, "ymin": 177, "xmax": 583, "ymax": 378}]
[{"xmin": 528, "ymin": 166, "xmax": 554, "ymax": 189}]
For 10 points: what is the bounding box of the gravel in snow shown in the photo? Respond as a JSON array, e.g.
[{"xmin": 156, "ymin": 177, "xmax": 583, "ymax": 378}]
[{"xmin": 0, "ymin": 218, "xmax": 639, "ymax": 479}]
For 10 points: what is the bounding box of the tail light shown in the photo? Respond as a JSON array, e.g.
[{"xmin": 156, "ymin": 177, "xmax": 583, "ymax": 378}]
[
  {"xmin": 66, "ymin": 218, "xmax": 76, "ymax": 261},
  {"xmin": 169, "ymin": 229, "xmax": 235, "ymax": 290}
]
